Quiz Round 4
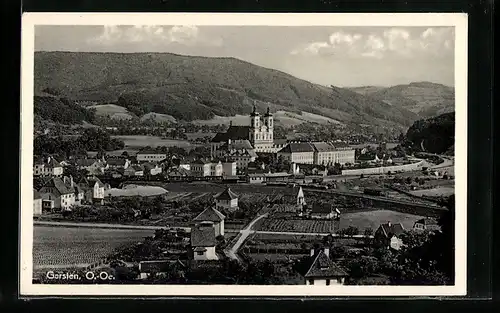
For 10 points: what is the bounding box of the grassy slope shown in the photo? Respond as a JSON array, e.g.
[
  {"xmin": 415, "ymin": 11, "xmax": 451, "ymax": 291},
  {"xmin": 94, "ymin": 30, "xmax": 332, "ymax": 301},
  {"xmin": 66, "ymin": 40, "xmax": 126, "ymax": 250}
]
[{"xmin": 34, "ymin": 51, "xmax": 419, "ymax": 128}]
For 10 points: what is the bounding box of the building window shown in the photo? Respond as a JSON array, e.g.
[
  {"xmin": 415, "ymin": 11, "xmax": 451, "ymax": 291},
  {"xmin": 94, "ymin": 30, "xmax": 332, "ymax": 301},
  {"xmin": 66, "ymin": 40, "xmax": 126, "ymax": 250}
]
[
  {"xmin": 308, "ymin": 279, "xmax": 314, "ymax": 285},
  {"xmin": 196, "ymin": 251, "xmax": 204, "ymax": 256},
  {"xmin": 326, "ymin": 279, "xmax": 330, "ymax": 285}
]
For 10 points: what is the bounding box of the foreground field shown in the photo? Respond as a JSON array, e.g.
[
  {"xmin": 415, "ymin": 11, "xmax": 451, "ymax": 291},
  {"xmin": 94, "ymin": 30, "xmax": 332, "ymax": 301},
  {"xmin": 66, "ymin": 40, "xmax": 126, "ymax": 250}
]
[
  {"xmin": 339, "ymin": 209, "xmax": 425, "ymax": 231},
  {"xmin": 254, "ymin": 218, "xmax": 336, "ymax": 234},
  {"xmin": 33, "ymin": 226, "xmax": 154, "ymax": 269}
]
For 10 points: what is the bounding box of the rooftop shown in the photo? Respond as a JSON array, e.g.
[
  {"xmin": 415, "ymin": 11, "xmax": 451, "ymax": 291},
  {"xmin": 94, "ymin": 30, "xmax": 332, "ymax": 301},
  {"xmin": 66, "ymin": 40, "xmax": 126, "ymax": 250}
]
[
  {"xmin": 378, "ymin": 222, "xmax": 405, "ymax": 238},
  {"xmin": 192, "ymin": 207, "xmax": 226, "ymax": 223},
  {"xmin": 304, "ymin": 250, "xmax": 348, "ymax": 278},
  {"xmin": 215, "ymin": 187, "xmax": 238, "ymax": 201},
  {"xmin": 40, "ymin": 177, "xmax": 74, "ymax": 195},
  {"xmin": 278, "ymin": 142, "xmax": 315, "ymax": 153},
  {"xmin": 211, "ymin": 125, "xmax": 251, "ymax": 143}
]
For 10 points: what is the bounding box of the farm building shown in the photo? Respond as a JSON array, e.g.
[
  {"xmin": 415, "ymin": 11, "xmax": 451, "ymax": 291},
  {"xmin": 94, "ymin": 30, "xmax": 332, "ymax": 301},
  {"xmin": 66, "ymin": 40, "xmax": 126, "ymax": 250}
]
[
  {"xmin": 190, "ymin": 223, "xmax": 218, "ymax": 261},
  {"xmin": 192, "ymin": 207, "xmax": 226, "ymax": 236},
  {"xmin": 33, "ymin": 155, "xmax": 64, "ymax": 177},
  {"xmin": 105, "ymin": 158, "xmax": 130, "ymax": 170},
  {"xmin": 124, "ymin": 165, "xmax": 144, "ymax": 177},
  {"xmin": 215, "ymin": 187, "xmax": 239, "ymax": 212},
  {"xmin": 74, "ymin": 158, "xmax": 108, "ymax": 176},
  {"xmin": 77, "ymin": 175, "xmax": 105, "ymax": 205},
  {"xmin": 413, "ymin": 218, "xmax": 441, "ymax": 233},
  {"xmin": 142, "ymin": 162, "xmax": 162, "ymax": 176},
  {"xmin": 309, "ymin": 203, "xmax": 340, "ymax": 220},
  {"xmin": 38, "ymin": 177, "xmax": 76, "ymax": 211},
  {"xmin": 63, "ymin": 176, "xmax": 85, "ymax": 205},
  {"xmin": 375, "ymin": 222, "xmax": 405, "ymax": 250},
  {"xmin": 304, "ymin": 248, "xmax": 349, "ymax": 286}
]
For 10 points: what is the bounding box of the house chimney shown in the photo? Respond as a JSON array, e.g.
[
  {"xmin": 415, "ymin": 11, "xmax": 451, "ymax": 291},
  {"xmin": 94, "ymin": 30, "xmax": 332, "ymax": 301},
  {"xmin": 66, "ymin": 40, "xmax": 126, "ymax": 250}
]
[
  {"xmin": 324, "ymin": 247, "xmax": 330, "ymax": 258},
  {"xmin": 47, "ymin": 156, "xmax": 51, "ymax": 164}
]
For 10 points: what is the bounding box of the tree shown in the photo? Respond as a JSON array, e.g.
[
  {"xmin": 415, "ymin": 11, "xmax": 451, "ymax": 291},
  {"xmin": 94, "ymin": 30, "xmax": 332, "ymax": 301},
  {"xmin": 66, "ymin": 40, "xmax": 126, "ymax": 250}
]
[{"xmin": 344, "ymin": 226, "xmax": 359, "ymax": 237}]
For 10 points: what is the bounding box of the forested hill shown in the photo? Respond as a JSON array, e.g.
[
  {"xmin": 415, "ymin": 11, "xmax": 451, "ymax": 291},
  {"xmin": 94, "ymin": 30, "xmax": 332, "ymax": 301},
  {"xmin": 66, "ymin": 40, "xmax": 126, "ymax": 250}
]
[
  {"xmin": 403, "ymin": 112, "xmax": 455, "ymax": 154},
  {"xmin": 34, "ymin": 51, "xmax": 419, "ymax": 128}
]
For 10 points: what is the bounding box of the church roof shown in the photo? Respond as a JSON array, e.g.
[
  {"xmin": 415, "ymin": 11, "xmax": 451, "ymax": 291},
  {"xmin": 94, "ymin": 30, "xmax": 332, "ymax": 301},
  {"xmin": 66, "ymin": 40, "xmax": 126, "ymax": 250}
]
[
  {"xmin": 211, "ymin": 126, "xmax": 251, "ymax": 143},
  {"xmin": 220, "ymin": 139, "xmax": 253, "ymax": 150}
]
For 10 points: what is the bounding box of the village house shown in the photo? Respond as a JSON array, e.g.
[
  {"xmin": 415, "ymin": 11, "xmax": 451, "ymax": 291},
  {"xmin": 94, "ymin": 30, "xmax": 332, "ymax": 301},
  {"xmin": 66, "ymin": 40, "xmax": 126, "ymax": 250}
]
[
  {"xmin": 309, "ymin": 203, "xmax": 340, "ymax": 220},
  {"xmin": 38, "ymin": 177, "xmax": 76, "ymax": 211},
  {"xmin": 77, "ymin": 176, "xmax": 106, "ymax": 205},
  {"xmin": 221, "ymin": 160, "xmax": 237, "ymax": 177},
  {"xmin": 375, "ymin": 222, "xmax": 405, "ymax": 250},
  {"xmin": 215, "ymin": 187, "xmax": 239, "ymax": 212},
  {"xmin": 190, "ymin": 159, "xmax": 212, "ymax": 177},
  {"xmin": 304, "ymin": 248, "xmax": 349, "ymax": 286},
  {"xmin": 142, "ymin": 162, "xmax": 163, "ymax": 176},
  {"xmin": 210, "ymin": 160, "xmax": 223, "ymax": 176},
  {"xmin": 166, "ymin": 166, "xmax": 192, "ymax": 180},
  {"xmin": 33, "ymin": 189, "xmax": 42, "ymax": 216},
  {"xmin": 190, "ymin": 223, "xmax": 218, "ymax": 261},
  {"xmin": 136, "ymin": 149, "xmax": 167, "ymax": 163},
  {"xmin": 33, "ymin": 155, "xmax": 64, "ymax": 177},
  {"xmin": 192, "ymin": 207, "xmax": 226, "ymax": 237},
  {"xmin": 75, "ymin": 158, "xmax": 108, "ymax": 175},
  {"xmin": 106, "ymin": 158, "xmax": 130, "ymax": 170},
  {"xmin": 124, "ymin": 165, "xmax": 144, "ymax": 177},
  {"xmin": 62, "ymin": 176, "xmax": 84, "ymax": 205},
  {"xmin": 413, "ymin": 218, "xmax": 441, "ymax": 233},
  {"xmin": 246, "ymin": 172, "xmax": 291, "ymax": 184}
]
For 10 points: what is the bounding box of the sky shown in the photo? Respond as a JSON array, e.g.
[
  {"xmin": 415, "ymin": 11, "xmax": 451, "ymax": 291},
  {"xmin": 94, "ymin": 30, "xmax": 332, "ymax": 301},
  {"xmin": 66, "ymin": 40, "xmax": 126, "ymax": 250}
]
[{"xmin": 35, "ymin": 25, "xmax": 455, "ymax": 87}]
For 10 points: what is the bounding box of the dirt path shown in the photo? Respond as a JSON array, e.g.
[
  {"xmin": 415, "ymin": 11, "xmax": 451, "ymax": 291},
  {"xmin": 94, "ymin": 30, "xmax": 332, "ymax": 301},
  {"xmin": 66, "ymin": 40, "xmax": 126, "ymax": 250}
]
[{"xmin": 225, "ymin": 213, "xmax": 269, "ymax": 261}]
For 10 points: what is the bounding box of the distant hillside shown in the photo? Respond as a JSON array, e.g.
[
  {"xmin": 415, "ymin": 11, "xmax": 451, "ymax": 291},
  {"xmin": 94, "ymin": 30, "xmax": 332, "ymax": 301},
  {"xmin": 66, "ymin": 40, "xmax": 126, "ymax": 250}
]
[
  {"xmin": 88, "ymin": 104, "xmax": 135, "ymax": 120},
  {"xmin": 34, "ymin": 51, "xmax": 419, "ymax": 129},
  {"xmin": 349, "ymin": 82, "xmax": 454, "ymax": 118},
  {"xmin": 403, "ymin": 112, "xmax": 455, "ymax": 154},
  {"xmin": 34, "ymin": 94, "xmax": 96, "ymax": 125}
]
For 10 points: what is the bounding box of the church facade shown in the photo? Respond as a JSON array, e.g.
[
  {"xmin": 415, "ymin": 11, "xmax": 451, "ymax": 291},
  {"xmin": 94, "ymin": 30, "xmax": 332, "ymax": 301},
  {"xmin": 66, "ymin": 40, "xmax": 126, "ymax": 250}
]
[{"xmin": 211, "ymin": 106, "xmax": 281, "ymax": 159}]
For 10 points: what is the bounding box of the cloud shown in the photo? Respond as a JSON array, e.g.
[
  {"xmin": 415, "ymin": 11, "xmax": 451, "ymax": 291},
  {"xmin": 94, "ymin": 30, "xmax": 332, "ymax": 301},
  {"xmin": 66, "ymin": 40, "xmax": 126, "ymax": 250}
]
[
  {"xmin": 291, "ymin": 27, "xmax": 454, "ymax": 59},
  {"xmin": 87, "ymin": 25, "xmax": 222, "ymax": 47}
]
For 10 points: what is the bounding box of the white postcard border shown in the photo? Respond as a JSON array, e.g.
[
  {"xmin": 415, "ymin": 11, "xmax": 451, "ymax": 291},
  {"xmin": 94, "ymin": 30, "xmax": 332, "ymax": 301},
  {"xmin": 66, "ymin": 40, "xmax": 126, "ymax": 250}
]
[{"xmin": 20, "ymin": 12, "xmax": 468, "ymax": 297}]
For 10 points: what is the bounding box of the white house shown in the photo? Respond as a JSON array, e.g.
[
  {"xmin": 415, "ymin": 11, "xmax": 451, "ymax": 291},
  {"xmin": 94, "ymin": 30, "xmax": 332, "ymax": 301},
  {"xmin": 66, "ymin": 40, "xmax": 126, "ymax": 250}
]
[
  {"xmin": 63, "ymin": 176, "xmax": 84, "ymax": 205},
  {"xmin": 304, "ymin": 248, "xmax": 349, "ymax": 286},
  {"xmin": 38, "ymin": 177, "xmax": 76, "ymax": 211},
  {"xmin": 192, "ymin": 207, "xmax": 226, "ymax": 237},
  {"xmin": 33, "ymin": 156, "xmax": 64, "ymax": 177},
  {"xmin": 215, "ymin": 187, "xmax": 239, "ymax": 212},
  {"xmin": 190, "ymin": 222, "xmax": 218, "ymax": 261},
  {"xmin": 375, "ymin": 222, "xmax": 405, "ymax": 250},
  {"xmin": 78, "ymin": 176, "xmax": 105, "ymax": 205},
  {"xmin": 222, "ymin": 161, "xmax": 237, "ymax": 176},
  {"xmin": 143, "ymin": 162, "xmax": 162, "ymax": 176},
  {"xmin": 190, "ymin": 159, "xmax": 212, "ymax": 177},
  {"xmin": 33, "ymin": 189, "xmax": 42, "ymax": 216},
  {"xmin": 210, "ymin": 161, "xmax": 223, "ymax": 176}
]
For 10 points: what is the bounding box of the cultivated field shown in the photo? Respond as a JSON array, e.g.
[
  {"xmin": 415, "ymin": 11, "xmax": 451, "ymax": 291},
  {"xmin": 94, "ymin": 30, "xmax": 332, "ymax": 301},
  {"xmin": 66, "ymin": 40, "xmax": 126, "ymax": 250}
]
[
  {"xmin": 106, "ymin": 184, "xmax": 168, "ymax": 197},
  {"xmin": 339, "ymin": 209, "xmax": 425, "ymax": 231},
  {"xmin": 410, "ymin": 187, "xmax": 455, "ymax": 197},
  {"xmin": 254, "ymin": 218, "xmax": 336, "ymax": 234},
  {"xmin": 33, "ymin": 226, "xmax": 154, "ymax": 269}
]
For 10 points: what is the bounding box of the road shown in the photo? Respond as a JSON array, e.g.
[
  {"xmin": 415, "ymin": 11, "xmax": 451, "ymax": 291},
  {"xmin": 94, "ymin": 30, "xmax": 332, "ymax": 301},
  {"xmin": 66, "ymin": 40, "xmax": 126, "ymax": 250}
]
[{"xmin": 225, "ymin": 213, "xmax": 269, "ymax": 260}]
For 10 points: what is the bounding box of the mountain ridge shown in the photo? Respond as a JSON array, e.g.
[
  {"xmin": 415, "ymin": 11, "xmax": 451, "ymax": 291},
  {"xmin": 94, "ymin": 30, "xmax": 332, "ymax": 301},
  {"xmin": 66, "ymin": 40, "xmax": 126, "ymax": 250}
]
[{"xmin": 34, "ymin": 51, "xmax": 420, "ymax": 129}]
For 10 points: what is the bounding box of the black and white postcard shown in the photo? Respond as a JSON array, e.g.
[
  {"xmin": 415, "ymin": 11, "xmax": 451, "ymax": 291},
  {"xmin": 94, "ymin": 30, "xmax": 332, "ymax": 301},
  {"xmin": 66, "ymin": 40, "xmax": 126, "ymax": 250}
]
[{"xmin": 20, "ymin": 13, "xmax": 467, "ymax": 296}]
